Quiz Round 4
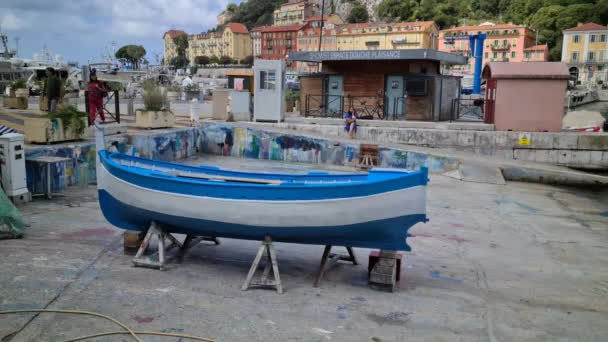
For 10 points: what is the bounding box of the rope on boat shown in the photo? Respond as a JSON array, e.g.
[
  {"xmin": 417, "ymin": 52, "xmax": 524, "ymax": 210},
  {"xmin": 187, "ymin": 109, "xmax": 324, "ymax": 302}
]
[{"xmin": 0, "ymin": 309, "xmax": 218, "ymax": 342}]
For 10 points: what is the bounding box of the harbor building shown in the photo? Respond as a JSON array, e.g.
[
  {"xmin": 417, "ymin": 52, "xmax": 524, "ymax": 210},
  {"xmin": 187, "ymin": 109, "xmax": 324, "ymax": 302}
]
[
  {"xmin": 561, "ymin": 22, "xmax": 608, "ymax": 83},
  {"xmin": 289, "ymin": 49, "xmax": 464, "ymax": 121}
]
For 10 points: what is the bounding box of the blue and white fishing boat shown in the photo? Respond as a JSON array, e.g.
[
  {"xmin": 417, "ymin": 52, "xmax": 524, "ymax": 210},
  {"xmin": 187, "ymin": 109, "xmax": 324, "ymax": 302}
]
[{"xmin": 95, "ymin": 130, "xmax": 429, "ymax": 251}]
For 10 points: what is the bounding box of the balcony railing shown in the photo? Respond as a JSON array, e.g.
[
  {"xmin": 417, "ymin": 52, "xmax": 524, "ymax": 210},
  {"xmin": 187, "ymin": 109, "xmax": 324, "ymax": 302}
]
[
  {"xmin": 490, "ymin": 44, "xmax": 511, "ymax": 51},
  {"xmin": 581, "ymin": 58, "xmax": 608, "ymax": 64}
]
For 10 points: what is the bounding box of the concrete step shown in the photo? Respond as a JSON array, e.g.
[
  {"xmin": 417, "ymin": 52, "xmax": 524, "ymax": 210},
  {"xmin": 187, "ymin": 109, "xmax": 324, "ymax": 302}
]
[{"xmin": 459, "ymin": 163, "xmax": 506, "ymax": 185}]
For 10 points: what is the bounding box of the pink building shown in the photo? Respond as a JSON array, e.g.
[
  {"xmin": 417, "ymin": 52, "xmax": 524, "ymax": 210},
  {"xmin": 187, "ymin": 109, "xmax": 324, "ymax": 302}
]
[
  {"xmin": 483, "ymin": 62, "xmax": 569, "ymax": 132},
  {"xmin": 438, "ymin": 23, "xmax": 548, "ymax": 74}
]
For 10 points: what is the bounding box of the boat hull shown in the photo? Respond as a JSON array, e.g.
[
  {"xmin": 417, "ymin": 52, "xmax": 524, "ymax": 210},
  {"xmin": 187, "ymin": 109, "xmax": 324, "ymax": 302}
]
[
  {"xmin": 97, "ymin": 158, "xmax": 428, "ymax": 251},
  {"xmin": 99, "ymin": 189, "xmax": 425, "ymax": 250}
]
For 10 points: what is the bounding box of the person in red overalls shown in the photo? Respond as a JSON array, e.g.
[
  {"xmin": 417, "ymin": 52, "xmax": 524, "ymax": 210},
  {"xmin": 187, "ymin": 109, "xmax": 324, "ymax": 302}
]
[{"xmin": 87, "ymin": 71, "xmax": 107, "ymax": 123}]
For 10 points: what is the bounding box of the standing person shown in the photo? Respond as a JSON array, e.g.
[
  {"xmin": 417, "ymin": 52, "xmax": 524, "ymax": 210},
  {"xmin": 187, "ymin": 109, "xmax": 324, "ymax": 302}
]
[
  {"xmin": 46, "ymin": 68, "xmax": 61, "ymax": 113},
  {"xmin": 87, "ymin": 71, "xmax": 107, "ymax": 123},
  {"xmin": 344, "ymin": 107, "xmax": 357, "ymax": 139}
]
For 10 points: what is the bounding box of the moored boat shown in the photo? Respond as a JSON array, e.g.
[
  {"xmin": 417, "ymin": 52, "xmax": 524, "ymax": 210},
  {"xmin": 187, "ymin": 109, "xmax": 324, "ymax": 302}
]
[{"xmin": 95, "ymin": 130, "xmax": 429, "ymax": 251}]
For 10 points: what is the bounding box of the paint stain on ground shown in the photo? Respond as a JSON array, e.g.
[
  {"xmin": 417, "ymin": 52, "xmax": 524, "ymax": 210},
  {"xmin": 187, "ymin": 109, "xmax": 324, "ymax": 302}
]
[
  {"xmin": 366, "ymin": 312, "xmax": 410, "ymax": 326},
  {"xmin": 411, "ymin": 232, "xmax": 433, "ymax": 238},
  {"xmin": 430, "ymin": 271, "xmax": 463, "ymax": 283},
  {"xmin": 443, "ymin": 235, "xmax": 469, "ymax": 243},
  {"xmin": 411, "ymin": 232, "xmax": 469, "ymax": 243},
  {"xmin": 337, "ymin": 306, "xmax": 349, "ymax": 319},
  {"xmin": 351, "ymin": 296, "xmax": 367, "ymax": 302},
  {"xmin": 59, "ymin": 227, "xmax": 116, "ymax": 239},
  {"xmin": 132, "ymin": 315, "xmax": 155, "ymax": 323},
  {"xmin": 495, "ymin": 198, "xmax": 541, "ymax": 213}
]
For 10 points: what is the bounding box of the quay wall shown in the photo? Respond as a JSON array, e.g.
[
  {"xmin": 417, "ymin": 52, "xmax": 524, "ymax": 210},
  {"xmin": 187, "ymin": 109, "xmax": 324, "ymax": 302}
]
[
  {"xmin": 23, "ymin": 124, "xmax": 463, "ymax": 192},
  {"xmin": 198, "ymin": 123, "xmax": 461, "ymax": 173},
  {"xmin": 249, "ymin": 121, "xmax": 608, "ymax": 169}
]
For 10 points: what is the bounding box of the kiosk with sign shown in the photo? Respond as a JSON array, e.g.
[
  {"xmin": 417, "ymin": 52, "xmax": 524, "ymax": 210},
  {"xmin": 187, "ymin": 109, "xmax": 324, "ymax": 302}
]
[{"xmin": 253, "ymin": 59, "xmax": 285, "ymax": 122}]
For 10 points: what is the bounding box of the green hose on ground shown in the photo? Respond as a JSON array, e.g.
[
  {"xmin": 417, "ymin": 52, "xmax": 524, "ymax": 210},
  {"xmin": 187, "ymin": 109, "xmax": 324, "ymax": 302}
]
[{"xmin": 0, "ymin": 309, "xmax": 218, "ymax": 342}]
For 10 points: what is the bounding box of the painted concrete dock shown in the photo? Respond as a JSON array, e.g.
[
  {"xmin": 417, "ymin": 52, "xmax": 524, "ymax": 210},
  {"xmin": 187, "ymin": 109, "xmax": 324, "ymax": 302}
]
[{"xmin": 2, "ymin": 156, "xmax": 608, "ymax": 341}]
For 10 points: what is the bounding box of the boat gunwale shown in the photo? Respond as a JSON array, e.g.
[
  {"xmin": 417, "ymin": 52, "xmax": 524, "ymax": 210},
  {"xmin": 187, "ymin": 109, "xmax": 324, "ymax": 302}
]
[{"xmin": 100, "ymin": 151, "xmax": 429, "ymax": 191}]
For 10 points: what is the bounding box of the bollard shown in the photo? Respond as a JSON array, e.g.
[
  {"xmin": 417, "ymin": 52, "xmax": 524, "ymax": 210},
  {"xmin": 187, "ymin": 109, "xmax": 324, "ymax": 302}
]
[{"xmin": 189, "ymin": 98, "xmax": 200, "ymax": 126}]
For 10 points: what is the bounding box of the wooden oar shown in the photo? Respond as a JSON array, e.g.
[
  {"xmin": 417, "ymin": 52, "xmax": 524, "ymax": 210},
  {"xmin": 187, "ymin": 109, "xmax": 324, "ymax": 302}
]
[{"xmin": 167, "ymin": 171, "xmax": 282, "ymax": 185}]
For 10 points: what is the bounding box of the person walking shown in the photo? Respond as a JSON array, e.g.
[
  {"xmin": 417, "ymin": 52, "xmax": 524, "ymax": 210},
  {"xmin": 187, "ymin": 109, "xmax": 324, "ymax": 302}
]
[
  {"xmin": 46, "ymin": 68, "xmax": 61, "ymax": 113},
  {"xmin": 87, "ymin": 71, "xmax": 107, "ymax": 123}
]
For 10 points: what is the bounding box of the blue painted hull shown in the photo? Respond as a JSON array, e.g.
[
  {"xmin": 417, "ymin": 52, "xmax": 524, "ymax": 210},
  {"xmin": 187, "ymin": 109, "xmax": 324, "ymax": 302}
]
[
  {"xmin": 99, "ymin": 190, "xmax": 424, "ymax": 251},
  {"xmin": 96, "ymin": 150, "xmax": 429, "ymax": 251}
]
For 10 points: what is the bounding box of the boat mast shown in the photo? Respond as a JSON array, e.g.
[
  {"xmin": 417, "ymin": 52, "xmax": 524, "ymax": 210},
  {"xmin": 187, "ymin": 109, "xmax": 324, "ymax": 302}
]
[{"xmin": 0, "ymin": 26, "xmax": 16, "ymax": 59}]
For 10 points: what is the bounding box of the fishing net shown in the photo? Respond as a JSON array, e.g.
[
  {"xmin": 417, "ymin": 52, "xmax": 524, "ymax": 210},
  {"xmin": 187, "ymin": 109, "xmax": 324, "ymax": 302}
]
[{"xmin": 0, "ymin": 188, "xmax": 25, "ymax": 239}]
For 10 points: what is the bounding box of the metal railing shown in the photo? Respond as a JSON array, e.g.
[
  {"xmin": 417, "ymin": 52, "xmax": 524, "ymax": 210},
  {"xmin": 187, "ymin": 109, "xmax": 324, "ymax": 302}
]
[
  {"xmin": 85, "ymin": 90, "xmax": 121, "ymax": 126},
  {"xmin": 304, "ymin": 94, "xmax": 414, "ymax": 120},
  {"xmin": 349, "ymin": 96, "xmax": 385, "ymax": 120},
  {"xmin": 304, "ymin": 94, "xmax": 344, "ymax": 118},
  {"xmin": 451, "ymin": 98, "xmax": 485, "ymax": 122}
]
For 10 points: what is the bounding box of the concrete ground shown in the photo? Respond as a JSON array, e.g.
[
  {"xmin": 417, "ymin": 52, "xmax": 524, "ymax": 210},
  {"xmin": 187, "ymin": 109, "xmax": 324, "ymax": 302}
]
[{"xmin": 1, "ymin": 156, "xmax": 608, "ymax": 342}]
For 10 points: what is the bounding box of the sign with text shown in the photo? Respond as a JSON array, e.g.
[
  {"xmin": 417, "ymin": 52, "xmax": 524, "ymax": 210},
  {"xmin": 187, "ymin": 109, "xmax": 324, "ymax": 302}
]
[{"xmin": 307, "ymin": 50, "xmax": 403, "ymax": 61}]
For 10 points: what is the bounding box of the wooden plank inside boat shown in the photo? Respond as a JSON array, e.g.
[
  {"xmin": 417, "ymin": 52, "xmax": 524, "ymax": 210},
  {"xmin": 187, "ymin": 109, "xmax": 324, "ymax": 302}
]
[{"xmin": 168, "ymin": 170, "xmax": 283, "ymax": 185}]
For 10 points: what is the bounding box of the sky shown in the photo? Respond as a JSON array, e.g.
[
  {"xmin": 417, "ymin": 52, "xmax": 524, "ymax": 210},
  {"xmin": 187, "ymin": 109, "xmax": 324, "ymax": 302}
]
[{"xmin": 0, "ymin": 0, "xmax": 238, "ymax": 65}]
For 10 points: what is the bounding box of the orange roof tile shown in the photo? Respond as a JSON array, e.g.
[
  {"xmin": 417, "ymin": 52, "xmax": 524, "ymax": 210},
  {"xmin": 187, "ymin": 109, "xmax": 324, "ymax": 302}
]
[
  {"xmin": 564, "ymin": 23, "xmax": 608, "ymax": 32},
  {"xmin": 441, "ymin": 23, "xmax": 526, "ymax": 33},
  {"xmin": 254, "ymin": 24, "xmax": 307, "ymax": 33},
  {"xmin": 306, "ymin": 16, "xmax": 329, "ymax": 22},
  {"xmin": 524, "ymin": 44, "xmax": 547, "ymax": 52},
  {"xmin": 340, "ymin": 21, "xmax": 435, "ymax": 34},
  {"xmin": 226, "ymin": 22, "xmax": 249, "ymax": 34},
  {"xmin": 163, "ymin": 29, "xmax": 186, "ymax": 39}
]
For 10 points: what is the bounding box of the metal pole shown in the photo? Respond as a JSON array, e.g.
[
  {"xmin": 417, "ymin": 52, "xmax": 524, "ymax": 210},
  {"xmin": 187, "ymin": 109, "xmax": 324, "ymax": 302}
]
[
  {"xmin": 114, "ymin": 90, "xmax": 120, "ymax": 124},
  {"xmin": 473, "ymin": 34, "xmax": 486, "ymax": 95},
  {"xmin": 318, "ymin": 0, "xmax": 325, "ymax": 53},
  {"xmin": 317, "ymin": 0, "xmax": 325, "ymax": 72}
]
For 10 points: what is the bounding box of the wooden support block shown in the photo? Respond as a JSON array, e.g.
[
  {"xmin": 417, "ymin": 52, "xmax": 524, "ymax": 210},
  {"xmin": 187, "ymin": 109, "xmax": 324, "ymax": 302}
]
[
  {"xmin": 368, "ymin": 250, "xmax": 402, "ymax": 281},
  {"xmin": 123, "ymin": 230, "xmax": 147, "ymax": 255},
  {"xmin": 358, "ymin": 143, "xmax": 379, "ymax": 169},
  {"xmin": 369, "ymin": 250, "xmax": 401, "ymax": 292}
]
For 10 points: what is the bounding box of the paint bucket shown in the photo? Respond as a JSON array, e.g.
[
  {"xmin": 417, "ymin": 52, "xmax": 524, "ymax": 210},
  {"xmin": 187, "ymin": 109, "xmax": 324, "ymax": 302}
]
[{"xmin": 123, "ymin": 230, "xmax": 146, "ymax": 255}]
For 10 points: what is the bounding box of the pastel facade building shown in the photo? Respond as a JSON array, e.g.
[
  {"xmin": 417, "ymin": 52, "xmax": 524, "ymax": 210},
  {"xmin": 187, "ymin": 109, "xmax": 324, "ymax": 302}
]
[
  {"xmin": 438, "ymin": 23, "xmax": 547, "ymax": 74},
  {"xmin": 257, "ymin": 24, "xmax": 305, "ymax": 64},
  {"xmin": 273, "ymin": 0, "xmax": 315, "ymax": 26},
  {"xmin": 336, "ymin": 21, "xmax": 438, "ymax": 51},
  {"xmin": 163, "ymin": 24, "xmax": 252, "ymax": 65},
  {"xmin": 251, "ymin": 28, "xmax": 263, "ymax": 57},
  {"xmin": 163, "ymin": 30, "xmax": 187, "ymax": 64},
  {"xmin": 561, "ymin": 23, "xmax": 608, "ymax": 83}
]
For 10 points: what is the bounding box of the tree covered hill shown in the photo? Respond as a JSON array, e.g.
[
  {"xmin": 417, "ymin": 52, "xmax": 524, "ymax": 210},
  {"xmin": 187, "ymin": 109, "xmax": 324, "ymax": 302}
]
[{"xmin": 221, "ymin": 0, "xmax": 608, "ymax": 60}]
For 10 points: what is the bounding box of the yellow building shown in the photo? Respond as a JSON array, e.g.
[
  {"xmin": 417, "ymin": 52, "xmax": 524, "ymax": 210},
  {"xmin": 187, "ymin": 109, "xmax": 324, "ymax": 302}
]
[
  {"xmin": 163, "ymin": 30, "xmax": 186, "ymax": 64},
  {"xmin": 562, "ymin": 22, "xmax": 608, "ymax": 83},
  {"xmin": 187, "ymin": 23, "xmax": 252, "ymax": 62},
  {"xmin": 336, "ymin": 21, "xmax": 438, "ymax": 51},
  {"xmin": 273, "ymin": 0, "xmax": 314, "ymax": 26}
]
